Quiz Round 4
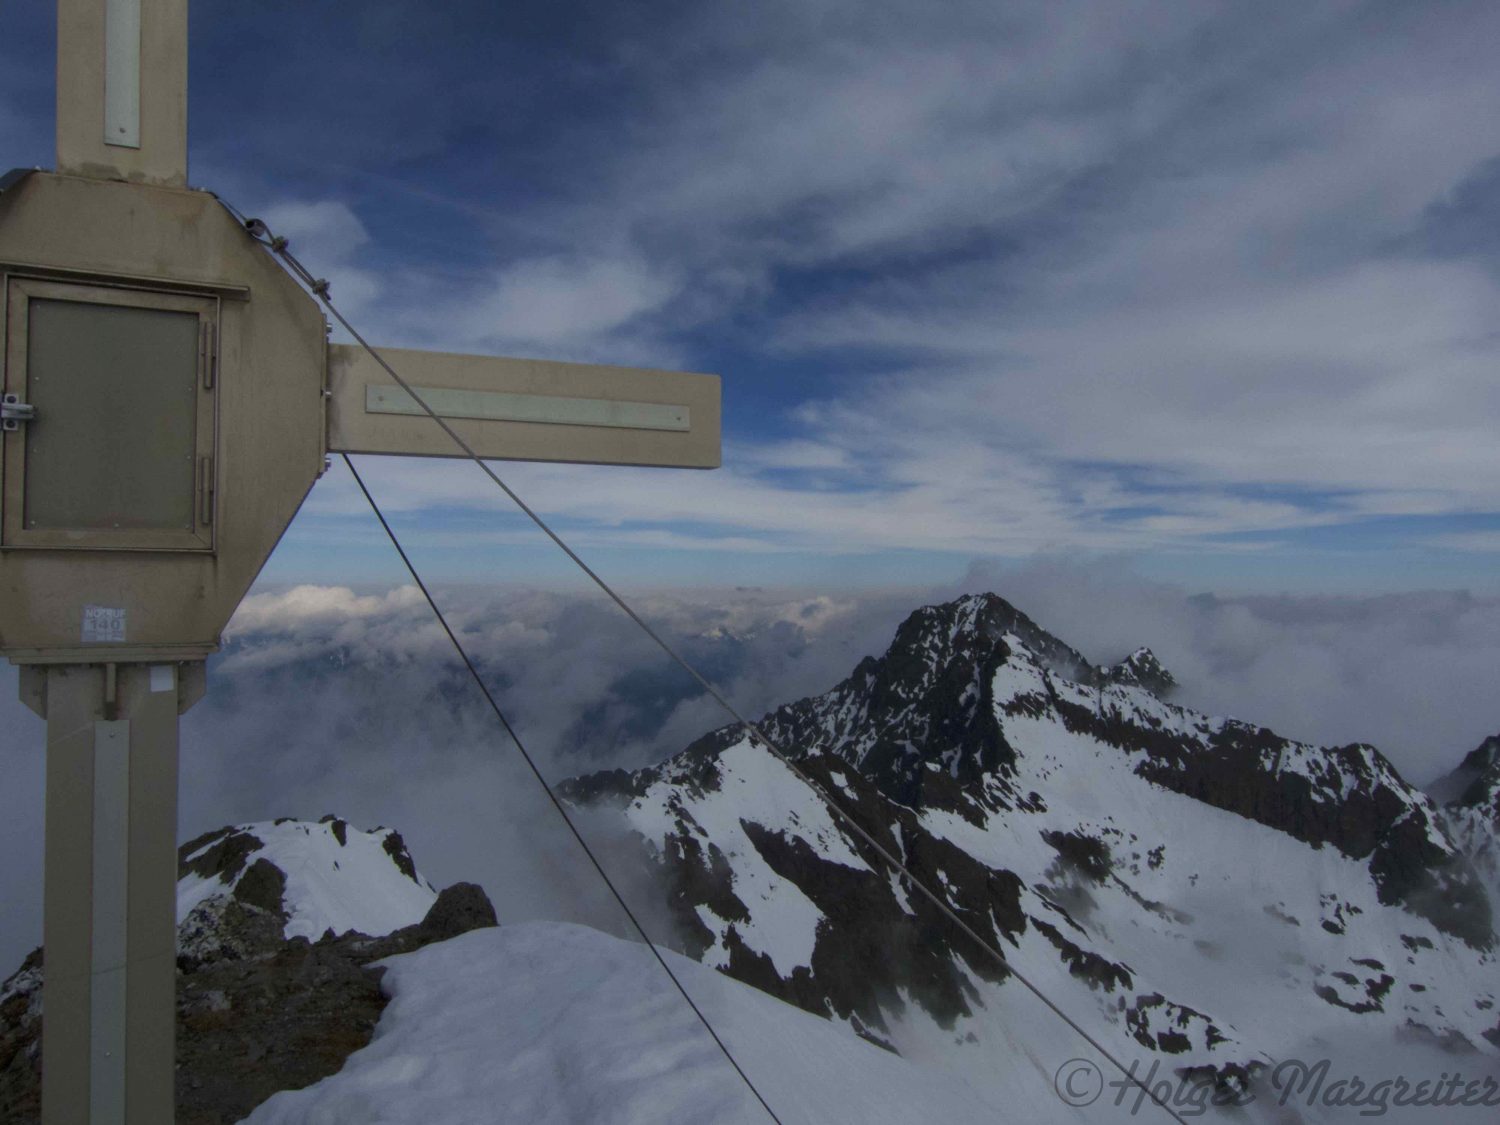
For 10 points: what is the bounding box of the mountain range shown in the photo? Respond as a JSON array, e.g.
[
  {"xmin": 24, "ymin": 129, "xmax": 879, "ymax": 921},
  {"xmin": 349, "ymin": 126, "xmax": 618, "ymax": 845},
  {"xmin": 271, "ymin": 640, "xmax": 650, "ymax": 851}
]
[
  {"xmin": 2, "ymin": 591, "xmax": 1496, "ymax": 1121},
  {"xmin": 562, "ymin": 592, "xmax": 1500, "ymax": 1110}
]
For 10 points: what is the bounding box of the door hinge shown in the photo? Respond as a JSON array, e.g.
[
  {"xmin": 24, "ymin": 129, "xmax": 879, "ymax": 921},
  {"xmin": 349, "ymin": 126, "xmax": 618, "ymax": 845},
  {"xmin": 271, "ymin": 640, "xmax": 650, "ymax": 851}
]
[
  {"xmin": 1, "ymin": 393, "xmax": 35, "ymax": 431},
  {"xmin": 199, "ymin": 322, "xmax": 217, "ymax": 390}
]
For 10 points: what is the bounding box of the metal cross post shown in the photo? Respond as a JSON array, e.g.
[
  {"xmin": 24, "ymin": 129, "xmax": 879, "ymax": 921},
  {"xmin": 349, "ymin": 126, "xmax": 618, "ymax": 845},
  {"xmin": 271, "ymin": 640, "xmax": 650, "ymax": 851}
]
[{"xmin": 1, "ymin": 3, "xmax": 720, "ymax": 1122}]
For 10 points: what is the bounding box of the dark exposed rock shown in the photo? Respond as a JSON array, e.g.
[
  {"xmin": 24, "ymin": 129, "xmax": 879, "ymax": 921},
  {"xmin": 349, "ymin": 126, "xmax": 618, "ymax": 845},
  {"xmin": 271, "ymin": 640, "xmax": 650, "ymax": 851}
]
[
  {"xmin": 656, "ymin": 596, "xmax": 1049, "ymax": 815},
  {"xmin": 1124, "ymin": 993, "xmax": 1227, "ymax": 1055},
  {"xmin": 381, "ymin": 831, "xmax": 421, "ymax": 884},
  {"xmin": 0, "ymin": 882, "xmax": 499, "ymax": 1125},
  {"xmin": 658, "ymin": 826, "xmax": 751, "ymax": 961},
  {"xmin": 232, "ymin": 858, "xmax": 289, "ymax": 918},
  {"xmin": 737, "ymin": 816, "xmax": 1012, "ymax": 1031},
  {"xmin": 1104, "ymin": 648, "xmax": 1178, "ymax": 699},
  {"xmin": 0, "ymin": 949, "xmax": 42, "ymax": 1125},
  {"xmin": 1455, "ymin": 736, "xmax": 1500, "ymax": 816},
  {"xmin": 1314, "ymin": 971, "xmax": 1396, "ymax": 1015},
  {"xmin": 177, "ymin": 897, "xmax": 286, "ymax": 973},
  {"xmin": 175, "ymin": 935, "xmax": 387, "ymax": 1125},
  {"xmin": 416, "ymin": 881, "xmax": 499, "ymax": 942},
  {"xmin": 558, "ymin": 766, "xmax": 636, "ymax": 807},
  {"xmin": 178, "ymin": 827, "xmax": 264, "ymax": 884},
  {"xmin": 1042, "ymin": 829, "xmax": 1113, "ymax": 883},
  {"xmin": 1432, "ymin": 734, "xmax": 1500, "ymax": 816},
  {"xmin": 1033, "ymin": 919, "xmax": 1133, "ymax": 992}
]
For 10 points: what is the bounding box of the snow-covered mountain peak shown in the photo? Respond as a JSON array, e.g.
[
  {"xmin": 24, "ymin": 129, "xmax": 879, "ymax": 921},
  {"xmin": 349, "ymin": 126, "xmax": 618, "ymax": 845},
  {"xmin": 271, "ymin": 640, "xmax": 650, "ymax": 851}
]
[
  {"xmin": 1433, "ymin": 733, "xmax": 1500, "ymax": 927},
  {"xmin": 903, "ymin": 592, "xmax": 1097, "ymax": 681},
  {"xmin": 1435, "ymin": 733, "xmax": 1500, "ymax": 818},
  {"xmin": 564, "ymin": 591, "xmax": 1499, "ymax": 1107},
  {"xmin": 1103, "ymin": 646, "xmax": 1177, "ymax": 698},
  {"xmin": 629, "ymin": 593, "xmax": 1105, "ymax": 815},
  {"xmin": 176, "ymin": 816, "xmax": 438, "ymax": 946}
]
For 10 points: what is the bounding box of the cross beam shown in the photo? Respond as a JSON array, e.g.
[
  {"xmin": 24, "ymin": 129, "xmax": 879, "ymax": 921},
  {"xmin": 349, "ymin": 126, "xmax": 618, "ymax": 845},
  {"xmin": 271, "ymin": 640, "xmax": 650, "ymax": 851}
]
[{"xmin": 327, "ymin": 345, "xmax": 721, "ymax": 468}]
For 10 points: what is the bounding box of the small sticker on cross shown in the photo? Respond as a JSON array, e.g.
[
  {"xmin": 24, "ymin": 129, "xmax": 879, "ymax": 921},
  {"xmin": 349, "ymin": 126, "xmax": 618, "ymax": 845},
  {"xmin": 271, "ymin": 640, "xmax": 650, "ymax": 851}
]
[{"xmin": 81, "ymin": 604, "xmax": 127, "ymax": 643}]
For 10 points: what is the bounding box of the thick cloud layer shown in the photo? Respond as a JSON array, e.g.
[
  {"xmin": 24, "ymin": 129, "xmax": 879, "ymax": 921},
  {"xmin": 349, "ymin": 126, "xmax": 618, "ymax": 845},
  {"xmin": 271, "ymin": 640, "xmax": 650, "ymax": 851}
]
[{"xmin": 3, "ymin": 574, "xmax": 1495, "ymax": 975}]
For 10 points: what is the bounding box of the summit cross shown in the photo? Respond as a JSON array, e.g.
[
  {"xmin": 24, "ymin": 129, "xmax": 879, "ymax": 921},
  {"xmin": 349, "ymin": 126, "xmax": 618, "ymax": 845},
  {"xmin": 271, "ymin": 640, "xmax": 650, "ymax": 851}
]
[{"xmin": 5, "ymin": 4, "xmax": 721, "ymax": 1122}]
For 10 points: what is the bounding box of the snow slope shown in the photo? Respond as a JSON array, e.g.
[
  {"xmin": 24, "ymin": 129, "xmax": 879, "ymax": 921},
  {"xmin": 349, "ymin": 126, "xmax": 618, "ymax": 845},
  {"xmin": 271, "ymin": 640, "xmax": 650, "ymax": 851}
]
[
  {"xmin": 240, "ymin": 921, "xmax": 1089, "ymax": 1125},
  {"xmin": 176, "ymin": 817, "xmax": 438, "ymax": 941}
]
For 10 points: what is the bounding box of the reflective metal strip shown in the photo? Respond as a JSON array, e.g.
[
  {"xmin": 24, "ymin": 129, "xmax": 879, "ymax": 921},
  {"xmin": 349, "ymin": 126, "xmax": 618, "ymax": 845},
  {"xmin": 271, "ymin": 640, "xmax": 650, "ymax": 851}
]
[
  {"xmin": 199, "ymin": 456, "xmax": 215, "ymax": 526},
  {"xmin": 196, "ymin": 320, "xmax": 219, "ymax": 390},
  {"xmin": 365, "ymin": 384, "xmax": 692, "ymax": 433},
  {"xmin": 104, "ymin": 0, "xmax": 142, "ymax": 149},
  {"xmin": 91, "ymin": 720, "xmax": 130, "ymax": 1124}
]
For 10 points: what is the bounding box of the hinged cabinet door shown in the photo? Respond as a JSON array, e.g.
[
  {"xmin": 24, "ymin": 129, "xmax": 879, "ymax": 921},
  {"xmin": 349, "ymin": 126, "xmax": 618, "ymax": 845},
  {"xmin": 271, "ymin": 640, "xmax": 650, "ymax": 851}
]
[{"xmin": 2, "ymin": 276, "xmax": 218, "ymax": 551}]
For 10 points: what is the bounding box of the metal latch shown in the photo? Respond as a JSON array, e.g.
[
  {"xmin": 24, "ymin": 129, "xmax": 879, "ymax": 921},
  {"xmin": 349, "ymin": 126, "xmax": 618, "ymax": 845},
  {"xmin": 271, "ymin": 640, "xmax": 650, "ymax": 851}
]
[{"xmin": 1, "ymin": 394, "xmax": 35, "ymax": 431}]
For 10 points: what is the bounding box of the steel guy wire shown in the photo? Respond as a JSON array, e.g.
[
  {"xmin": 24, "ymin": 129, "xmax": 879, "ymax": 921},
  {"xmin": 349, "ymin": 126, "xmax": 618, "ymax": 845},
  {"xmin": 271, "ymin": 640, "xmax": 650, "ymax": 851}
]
[
  {"xmin": 342, "ymin": 452, "xmax": 784, "ymax": 1125},
  {"xmin": 229, "ymin": 201, "xmax": 1191, "ymax": 1125}
]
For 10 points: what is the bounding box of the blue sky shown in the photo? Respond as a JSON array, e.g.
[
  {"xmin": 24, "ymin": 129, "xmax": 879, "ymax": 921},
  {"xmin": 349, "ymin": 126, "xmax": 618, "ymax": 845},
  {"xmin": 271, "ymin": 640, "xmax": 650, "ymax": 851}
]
[{"xmin": 4, "ymin": 0, "xmax": 1499, "ymax": 593}]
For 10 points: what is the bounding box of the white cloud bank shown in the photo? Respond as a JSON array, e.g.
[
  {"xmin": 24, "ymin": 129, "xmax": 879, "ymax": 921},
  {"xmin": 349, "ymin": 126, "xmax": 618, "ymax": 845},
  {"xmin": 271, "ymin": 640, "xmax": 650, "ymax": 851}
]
[{"xmin": 3, "ymin": 572, "xmax": 1496, "ymax": 981}]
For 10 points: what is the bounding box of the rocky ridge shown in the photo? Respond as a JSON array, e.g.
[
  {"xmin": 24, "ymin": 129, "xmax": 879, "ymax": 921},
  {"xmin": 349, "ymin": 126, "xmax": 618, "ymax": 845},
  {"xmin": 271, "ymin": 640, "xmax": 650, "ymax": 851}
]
[
  {"xmin": 1434, "ymin": 734, "xmax": 1500, "ymax": 919},
  {"xmin": 0, "ymin": 818, "xmax": 497, "ymax": 1125},
  {"xmin": 562, "ymin": 592, "xmax": 1500, "ymax": 1095}
]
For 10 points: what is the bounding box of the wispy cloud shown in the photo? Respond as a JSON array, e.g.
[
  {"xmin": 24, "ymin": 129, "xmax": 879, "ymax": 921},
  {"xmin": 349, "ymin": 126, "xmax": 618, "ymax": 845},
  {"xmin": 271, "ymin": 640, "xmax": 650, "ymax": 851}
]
[
  {"xmin": 439, "ymin": 253, "xmax": 685, "ymax": 365},
  {"xmin": 11, "ymin": 0, "xmax": 1486, "ymax": 568},
  {"xmin": 237, "ymin": 0, "xmax": 1500, "ymax": 565},
  {"xmin": 304, "ymin": 441, "xmax": 1357, "ymax": 563},
  {"xmin": 260, "ymin": 200, "xmax": 383, "ymax": 319},
  {"xmin": 1425, "ymin": 531, "xmax": 1500, "ymax": 553},
  {"xmin": 218, "ymin": 572, "xmax": 1500, "ymax": 789}
]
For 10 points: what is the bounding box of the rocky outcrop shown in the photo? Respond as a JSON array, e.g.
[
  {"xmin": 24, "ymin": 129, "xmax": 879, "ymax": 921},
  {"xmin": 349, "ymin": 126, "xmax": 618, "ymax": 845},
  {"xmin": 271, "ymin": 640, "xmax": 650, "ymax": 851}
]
[
  {"xmin": 1435, "ymin": 733, "xmax": 1500, "ymax": 819},
  {"xmin": 175, "ymin": 818, "xmax": 439, "ymax": 945},
  {"xmin": 0, "ymin": 864, "xmax": 496, "ymax": 1124},
  {"xmin": 1433, "ymin": 733, "xmax": 1500, "ymax": 937},
  {"xmin": 0, "ymin": 950, "xmax": 41, "ymax": 1125},
  {"xmin": 1104, "ymin": 647, "xmax": 1177, "ymax": 698},
  {"xmin": 175, "ymin": 881, "xmax": 498, "ymax": 1125}
]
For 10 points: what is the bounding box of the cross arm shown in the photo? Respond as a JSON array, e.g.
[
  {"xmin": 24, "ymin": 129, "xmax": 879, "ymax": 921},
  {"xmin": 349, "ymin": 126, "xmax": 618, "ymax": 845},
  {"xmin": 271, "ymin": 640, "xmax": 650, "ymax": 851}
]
[{"xmin": 325, "ymin": 345, "xmax": 721, "ymax": 469}]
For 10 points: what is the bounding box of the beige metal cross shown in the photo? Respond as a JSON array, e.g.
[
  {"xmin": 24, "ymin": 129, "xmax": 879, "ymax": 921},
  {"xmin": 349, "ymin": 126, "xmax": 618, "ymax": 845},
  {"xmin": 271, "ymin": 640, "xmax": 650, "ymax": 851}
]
[
  {"xmin": 6, "ymin": 4, "xmax": 721, "ymax": 1122},
  {"xmin": 56, "ymin": 0, "xmax": 187, "ymax": 187}
]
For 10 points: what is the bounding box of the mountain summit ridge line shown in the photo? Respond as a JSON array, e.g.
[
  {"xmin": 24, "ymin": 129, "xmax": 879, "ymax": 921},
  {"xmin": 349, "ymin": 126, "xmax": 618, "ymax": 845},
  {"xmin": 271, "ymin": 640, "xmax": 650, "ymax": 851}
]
[{"xmin": 562, "ymin": 591, "xmax": 1499, "ymax": 1094}]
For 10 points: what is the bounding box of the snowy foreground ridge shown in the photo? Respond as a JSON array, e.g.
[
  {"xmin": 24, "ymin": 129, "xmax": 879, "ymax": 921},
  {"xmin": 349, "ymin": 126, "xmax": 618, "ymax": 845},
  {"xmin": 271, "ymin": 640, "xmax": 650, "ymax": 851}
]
[{"xmin": 243, "ymin": 921, "xmax": 1013, "ymax": 1125}]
